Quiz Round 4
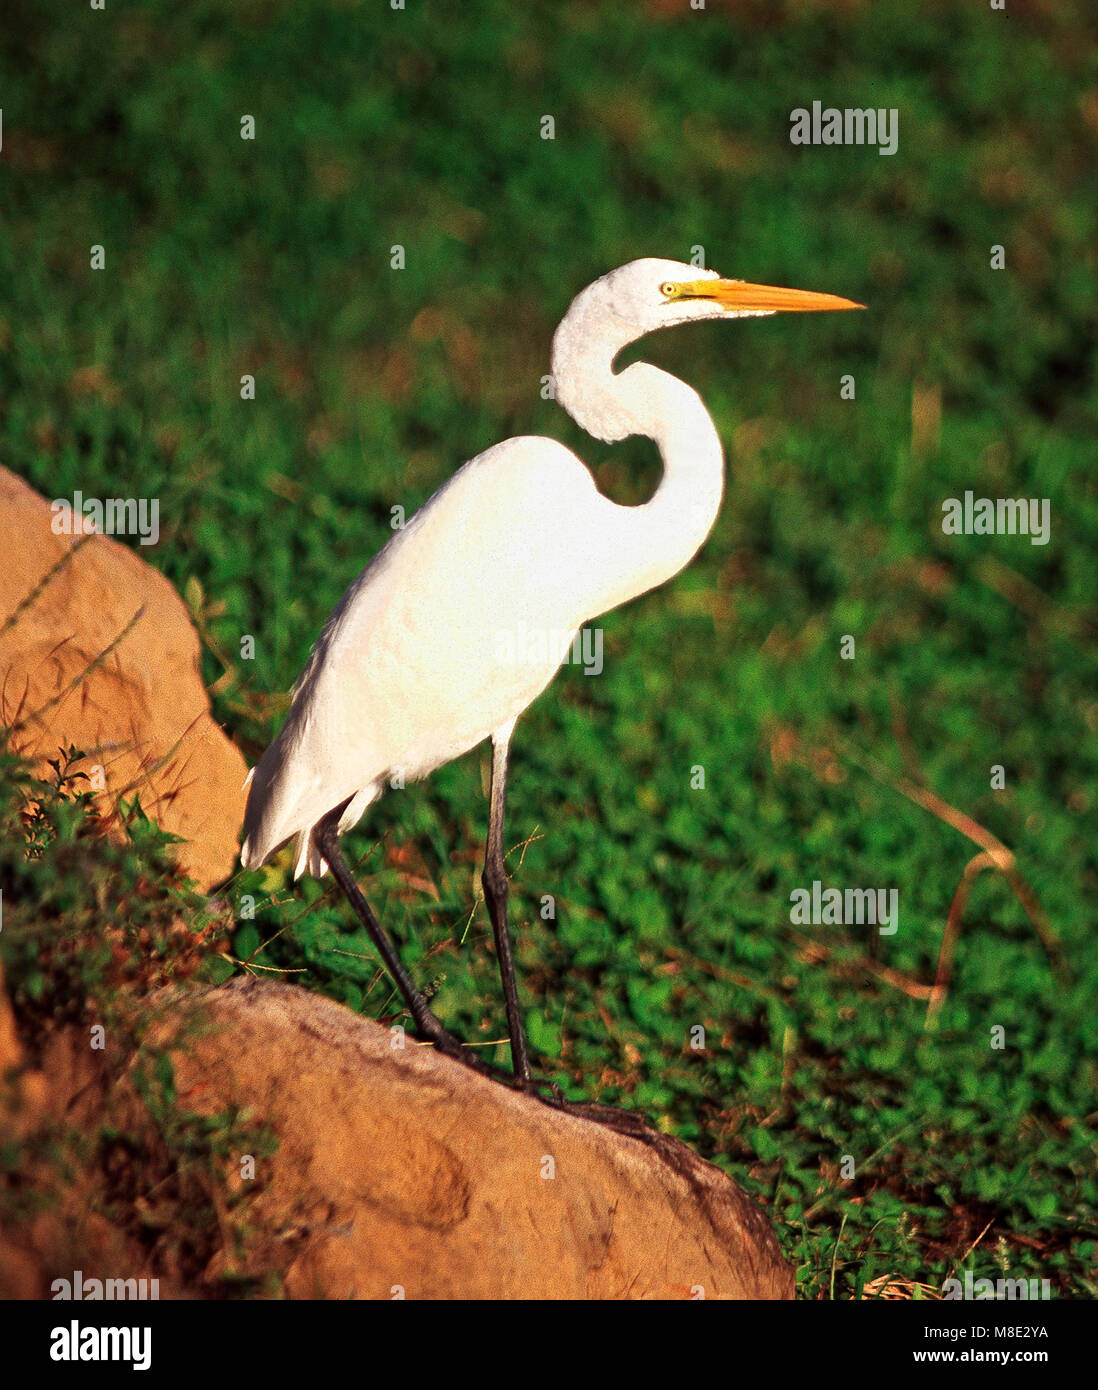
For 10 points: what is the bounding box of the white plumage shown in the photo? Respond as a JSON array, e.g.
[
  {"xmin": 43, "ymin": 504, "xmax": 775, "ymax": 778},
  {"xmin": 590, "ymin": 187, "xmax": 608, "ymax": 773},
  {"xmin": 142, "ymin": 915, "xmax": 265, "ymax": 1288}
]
[{"xmin": 243, "ymin": 434, "xmax": 607, "ymax": 877}]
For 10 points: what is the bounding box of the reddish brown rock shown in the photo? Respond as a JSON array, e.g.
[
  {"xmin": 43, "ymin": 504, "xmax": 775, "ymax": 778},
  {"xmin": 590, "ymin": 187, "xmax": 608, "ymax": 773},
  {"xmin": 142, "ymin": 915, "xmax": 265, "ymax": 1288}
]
[
  {"xmin": 0, "ymin": 466, "xmax": 246, "ymax": 889},
  {"xmin": 159, "ymin": 978, "xmax": 795, "ymax": 1299},
  {"xmin": 0, "ymin": 967, "xmax": 794, "ymax": 1299}
]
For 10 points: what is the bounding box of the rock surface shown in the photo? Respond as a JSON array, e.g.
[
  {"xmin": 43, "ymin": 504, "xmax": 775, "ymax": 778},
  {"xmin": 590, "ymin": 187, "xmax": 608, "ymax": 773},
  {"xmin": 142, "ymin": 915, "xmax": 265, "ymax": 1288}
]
[
  {"xmin": 0, "ymin": 466, "xmax": 246, "ymax": 889},
  {"xmin": 157, "ymin": 978, "xmax": 794, "ymax": 1299},
  {"xmin": 0, "ymin": 973, "xmax": 794, "ymax": 1300}
]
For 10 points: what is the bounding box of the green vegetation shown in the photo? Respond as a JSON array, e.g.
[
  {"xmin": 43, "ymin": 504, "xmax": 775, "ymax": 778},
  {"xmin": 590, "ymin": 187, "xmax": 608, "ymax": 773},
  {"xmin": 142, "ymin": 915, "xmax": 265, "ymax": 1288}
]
[
  {"xmin": 2, "ymin": 0, "xmax": 1095, "ymax": 1297},
  {"xmin": 0, "ymin": 750, "xmax": 275, "ymax": 1292}
]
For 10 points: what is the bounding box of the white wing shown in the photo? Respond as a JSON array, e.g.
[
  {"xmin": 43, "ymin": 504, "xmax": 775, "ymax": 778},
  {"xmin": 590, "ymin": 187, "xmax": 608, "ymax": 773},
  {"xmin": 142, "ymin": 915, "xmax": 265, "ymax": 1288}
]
[{"xmin": 240, "ymin": 434, "xmax": 608, "ymax": 874}]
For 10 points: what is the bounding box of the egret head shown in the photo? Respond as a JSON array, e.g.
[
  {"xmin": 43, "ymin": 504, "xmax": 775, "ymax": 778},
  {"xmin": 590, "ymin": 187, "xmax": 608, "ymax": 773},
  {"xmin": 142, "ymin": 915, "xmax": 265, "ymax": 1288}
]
[
  {"xmin": 599, "ymin": 257, "xmax": 864, "ymax": 334},
  {"xmin": 553, "ymin": 257, "xmax": 862, "ymax": 382},
  {"xmin": 551, "ymin": 257, "xmax": 863, "ymax": 441}
]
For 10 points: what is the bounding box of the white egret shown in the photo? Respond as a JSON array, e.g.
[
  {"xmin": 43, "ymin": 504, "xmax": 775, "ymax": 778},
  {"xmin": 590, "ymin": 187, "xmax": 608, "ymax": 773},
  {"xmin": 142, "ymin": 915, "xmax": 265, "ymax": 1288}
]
[{"xmin": 240, "ymin": 257, "xmax": 862, "ymax": 1085}]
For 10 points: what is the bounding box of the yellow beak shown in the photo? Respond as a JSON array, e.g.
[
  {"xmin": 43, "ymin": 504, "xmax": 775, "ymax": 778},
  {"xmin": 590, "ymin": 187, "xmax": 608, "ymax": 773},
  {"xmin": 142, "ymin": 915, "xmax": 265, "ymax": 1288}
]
[{"xmin": 666, "ymin": 278, "xmax": 865, "ymax": 313}]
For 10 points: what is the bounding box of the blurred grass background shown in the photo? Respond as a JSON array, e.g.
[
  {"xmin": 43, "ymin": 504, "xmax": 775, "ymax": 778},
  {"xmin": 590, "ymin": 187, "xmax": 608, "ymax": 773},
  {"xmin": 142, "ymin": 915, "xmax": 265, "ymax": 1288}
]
[{"xmin": 1, "ymin": 0, "xmax": 1096, "ymax": 1297}]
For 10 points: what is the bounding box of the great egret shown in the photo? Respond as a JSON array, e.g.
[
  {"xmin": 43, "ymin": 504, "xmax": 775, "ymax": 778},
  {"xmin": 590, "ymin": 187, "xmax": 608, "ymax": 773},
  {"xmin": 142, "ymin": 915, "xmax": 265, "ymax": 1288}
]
[{"xmin": 240, "ymin": 257, "xmax": 862, "ymax": 1085}]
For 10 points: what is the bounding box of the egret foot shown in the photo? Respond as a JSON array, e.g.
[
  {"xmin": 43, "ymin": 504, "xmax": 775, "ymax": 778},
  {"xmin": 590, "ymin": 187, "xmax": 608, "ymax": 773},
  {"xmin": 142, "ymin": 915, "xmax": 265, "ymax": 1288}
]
[
  {"xmin": 413, "ymin": 1021, "xmax": 526, "ymax": 1086},
  {"xmin": 535, "ymin": 1092, "xmax": 662, "ymax": 1142}
]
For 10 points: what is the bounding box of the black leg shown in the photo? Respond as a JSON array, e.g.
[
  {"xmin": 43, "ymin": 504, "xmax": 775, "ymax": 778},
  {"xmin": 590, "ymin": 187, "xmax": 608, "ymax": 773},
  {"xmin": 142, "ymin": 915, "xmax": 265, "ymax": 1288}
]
[
  {"xmin": 313, "ymin": 806, "xmax": 481, "ymax": 1067},
  {"xmin": 482, "ymin": 732, "xmax": 532, "ymax": 1082}
]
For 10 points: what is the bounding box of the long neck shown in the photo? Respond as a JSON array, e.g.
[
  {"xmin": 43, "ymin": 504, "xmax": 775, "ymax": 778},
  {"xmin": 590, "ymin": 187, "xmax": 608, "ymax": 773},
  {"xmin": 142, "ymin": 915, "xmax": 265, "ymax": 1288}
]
[{"xmin": 554, "ymin": 349, "xmax": 725, "ymax": 614}]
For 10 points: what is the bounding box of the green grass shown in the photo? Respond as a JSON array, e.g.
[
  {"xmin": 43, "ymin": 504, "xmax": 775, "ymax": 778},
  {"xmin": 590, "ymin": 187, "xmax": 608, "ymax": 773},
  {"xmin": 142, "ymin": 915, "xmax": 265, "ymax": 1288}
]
[{"xmin": 2, "ymin": 0, "xmax": 1096, "ymax": 1297}]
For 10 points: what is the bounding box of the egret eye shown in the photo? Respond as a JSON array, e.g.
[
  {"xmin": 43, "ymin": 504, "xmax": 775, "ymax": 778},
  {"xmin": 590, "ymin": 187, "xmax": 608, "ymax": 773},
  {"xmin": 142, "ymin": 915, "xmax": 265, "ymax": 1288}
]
[{"xmin": 659, "ymin": 282, "xmax": 678, "ymax": 299}]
